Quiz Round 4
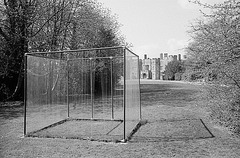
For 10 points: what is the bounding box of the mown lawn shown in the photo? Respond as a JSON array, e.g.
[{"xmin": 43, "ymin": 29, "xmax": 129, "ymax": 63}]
[{"xmin": 1, "ymin": 80, "xmax": 240, "ymax": 158}]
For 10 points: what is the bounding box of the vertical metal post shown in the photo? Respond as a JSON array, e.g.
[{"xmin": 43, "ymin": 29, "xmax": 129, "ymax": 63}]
[
  {"xmin": 110, "ymin": 57, "xmax": 114, "ymax": 120},
  {"xmin": 123, "ymin": 48, "xmax": 126, "ymax": 141},
  {"xmin": 49, "ymin": 61, "xmax": 53, "ymax": 105},
  {"xmin": 138, "ymin": 56, "xmax": 142, "ymax": 120},
  {"xmin": 90, "ymin": 58, "xmax": 94, "ymax": 119},
  {"xmin": 67, "ymin": 57, "xmax": 70, "ymax": 118},
  {"xmin": 23, "ymin": 54, "xmax": 27, "ymax": 136}
]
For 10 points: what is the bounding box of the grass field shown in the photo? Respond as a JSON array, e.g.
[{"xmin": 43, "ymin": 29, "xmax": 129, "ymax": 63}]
[{"xmin": 1, "ymin": 80, "xmax": 240, "ymax": 158}]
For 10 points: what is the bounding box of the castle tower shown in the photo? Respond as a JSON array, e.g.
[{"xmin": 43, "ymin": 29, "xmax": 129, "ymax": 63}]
[
  {"xmin": 160, "ymin": 53, "xmax": 163, "ymax": 60},
  {"xmin": 144, "ymin": 54, "xmax": 147, "ymax": 59},
  {"xmin": 178, "ymin": 54, "xmax": 181, "ymax": 61},
  {"xmin": 164, "ymin": 53, "xmax": 168, "ymax": 59}
]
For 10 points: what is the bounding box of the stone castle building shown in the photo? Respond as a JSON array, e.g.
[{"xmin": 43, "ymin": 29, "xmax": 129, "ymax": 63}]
[{"xmin": 140, "ymin": 53, "xmax": 186, "ymax": 80}]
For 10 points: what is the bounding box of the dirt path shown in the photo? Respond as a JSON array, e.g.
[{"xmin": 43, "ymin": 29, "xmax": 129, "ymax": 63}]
[{"xmin": 1, "ymin": 80, "xmax": 240, "ymax": 158}]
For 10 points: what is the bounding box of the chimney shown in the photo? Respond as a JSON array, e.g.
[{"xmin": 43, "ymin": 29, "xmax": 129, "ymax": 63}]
[
  {"xmin": 178, "ymin": 54, "xmax": 181, "ymax": 61},
  {"xmin": 173, "ymin": 55, "xmax": 177, "ymax": 60},
  {"xmin": 160, "ymin": 53, "xmax": 163, "ymax": 59},
  {"xmin": 164, "ymin": 53, "xmax": 168, "ymax": 59},
  {"xmin": 144, "ymin": 54, "xmax": 147, "ymax": 59}
]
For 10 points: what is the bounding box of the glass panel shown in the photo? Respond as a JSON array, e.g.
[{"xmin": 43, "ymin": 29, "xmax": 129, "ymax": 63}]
[
  {"xmin": 68, "ymin": 58, "xmax": 91, "ymax": 119},
  {"xmin": 125, "ymin": 48, "xmax": 141, "ymax": 139},
  {"xmin": 26, "ymin": 53, "xmax": 68, "ymax": 134},
  {"xmin": 25, "ymin": 47, "xmax": 140, "ymax": 142}
]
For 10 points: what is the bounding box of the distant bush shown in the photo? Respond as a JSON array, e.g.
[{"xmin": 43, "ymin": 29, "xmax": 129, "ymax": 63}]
[
  {"xmin": 174, "ymin": 73, "xmax": 182, "ymax": 81},
  {"xmin": 184, "ymin": 0, "xmax": 240, "ymax": 135},
  {"xmin": 181, "ymin": 72, "xmax": 190, "ymax": 81},
  {"xmin": 181, "ymin": 70, "xmax": 204, "ymax": 82},
  {"xmin": 205, "ymin": 84, "xmax": 240, "ymax": 134},
  {"xmin": 164, "ymin": 60, "xmax": 185, "ymax": 81}
]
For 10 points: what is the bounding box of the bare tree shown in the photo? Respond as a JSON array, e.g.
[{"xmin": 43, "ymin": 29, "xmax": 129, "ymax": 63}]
[
  {"xmin": 186, "ymin": 0, "xmax": 240, "ymax": 84},
  {"xmin": 0, "ymin": 0, "xmax": 125, "ymax": 101},
  {"xmin": 186, "ymin": 0, "xmax": 240, "ymax": 133}
]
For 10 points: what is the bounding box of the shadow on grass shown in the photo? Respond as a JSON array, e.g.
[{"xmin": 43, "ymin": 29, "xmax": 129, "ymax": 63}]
[
  {"xmin": 130, "ymin": 118, "xmax": 214, "ymax": 143},
  {"xmin": 25, "ymin": 118, "xmax": 127, "ymax": 143},
  {"xmin": 0, "ymin": 102, "xmax": 23, "ymax": 120},
  {"xmin": 140, "ymin": 83, "xmax": 201, "ymax": 107}
]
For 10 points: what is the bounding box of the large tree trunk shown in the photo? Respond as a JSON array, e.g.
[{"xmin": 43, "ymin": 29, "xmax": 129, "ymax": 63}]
[{"xmin": 0, "ymin": 0, "xmax": 29, "ymax": 101}]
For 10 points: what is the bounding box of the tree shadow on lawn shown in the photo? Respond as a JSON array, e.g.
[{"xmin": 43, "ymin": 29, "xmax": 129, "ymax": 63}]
[
  {"xmin": 0, "ymin": 102, "xmax": 23, "ymax": 120},
  {"xmin": 130, "ymin": 118, "xmax": 214, "ymax": 143},
  {"xmin": 140, "ymin": 83, "xmax": 200, "ymax": 107}
]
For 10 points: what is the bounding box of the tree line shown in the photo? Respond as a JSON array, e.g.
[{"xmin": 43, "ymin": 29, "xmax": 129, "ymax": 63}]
[
  {"xmin": 163, "ymin": 0, "xmax": 239, "ymax": 134},
  {"xmin": 0, "ymin": 0, "xmax": 126, "ymax": 101},
  {"xmin": 185, "ymin": 0, "xmax": 240, "ymax": 134}
]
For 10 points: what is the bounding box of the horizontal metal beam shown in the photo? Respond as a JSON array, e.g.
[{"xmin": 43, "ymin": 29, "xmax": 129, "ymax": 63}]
[{"xmin": 25, "ymin": 46, "xmax": 125, "ymax": 55}]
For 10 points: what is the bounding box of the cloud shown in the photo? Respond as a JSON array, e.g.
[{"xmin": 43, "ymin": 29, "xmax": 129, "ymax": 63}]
[
  {"xmin": 134, "ymin": 40, "xmax": 188, "ymax": 59},
  {"xmin": 177, "ymin": 0, "xmax": 198, "ymax": 10},
  {"xmin": 167, "ymin": 38, "xmax": 188, "ymax": 54},
  {"xmin": 135, "ymin": 44, "xmax": 161, "ymax": 58},
  {"xmin": 133, "ymin": 39, "xmax": 189, "ymax": 59},
  {"xmin": 177, "ymin": 0, "xmax": 227, "ymax": 10},
  {"xmin": 135, "ymin": 44, "xmax": 160, "ymax": 53}
]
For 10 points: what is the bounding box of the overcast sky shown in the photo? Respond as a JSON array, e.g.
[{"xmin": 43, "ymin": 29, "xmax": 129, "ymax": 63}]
[{"xmin": 97, "ymin": 0, "xmax": 226, "ymax": 59}]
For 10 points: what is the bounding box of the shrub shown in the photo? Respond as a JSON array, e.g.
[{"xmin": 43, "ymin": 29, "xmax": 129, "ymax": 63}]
[
  {"xmin": 164, "ymin": 60, "xmax": 185, "ymax": 80},
  {"xmin": 205, "ymin": 84, "xmax": 240, "ymax": 134},
  {"xmin": 181, "ymin": 70, "xmax": 204, "ymax": 82},
  {"xmin": 174, "ymin": 73, "xmax": 182, "ymax": 81}
]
